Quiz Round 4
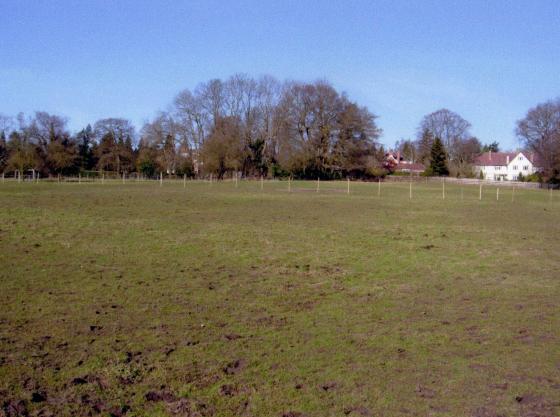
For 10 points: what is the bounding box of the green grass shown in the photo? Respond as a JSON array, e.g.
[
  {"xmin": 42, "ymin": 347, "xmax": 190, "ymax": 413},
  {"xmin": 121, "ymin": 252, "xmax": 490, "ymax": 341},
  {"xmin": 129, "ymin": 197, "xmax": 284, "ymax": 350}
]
[{"xmin": 1, "ymin": 179, "xmax": 559, "ymax": 417}]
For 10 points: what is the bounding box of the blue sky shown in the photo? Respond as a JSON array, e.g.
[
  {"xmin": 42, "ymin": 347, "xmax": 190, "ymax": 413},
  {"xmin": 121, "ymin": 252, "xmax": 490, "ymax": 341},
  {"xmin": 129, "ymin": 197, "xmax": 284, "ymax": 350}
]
[{"xmin": 1, "ymin": 0, "xmax": 559, "ymax": 149}]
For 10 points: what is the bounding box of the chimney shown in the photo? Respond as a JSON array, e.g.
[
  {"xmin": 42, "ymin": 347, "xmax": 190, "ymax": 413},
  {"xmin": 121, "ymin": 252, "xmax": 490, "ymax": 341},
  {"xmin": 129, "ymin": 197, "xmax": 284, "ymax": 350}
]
[
  {"xmin": 489, "ymin": 150, "xmax": 492, "ymax": 161},
  {"xmin": 506, "ymin": 155, "xmax": 509, "ymax": 164}
]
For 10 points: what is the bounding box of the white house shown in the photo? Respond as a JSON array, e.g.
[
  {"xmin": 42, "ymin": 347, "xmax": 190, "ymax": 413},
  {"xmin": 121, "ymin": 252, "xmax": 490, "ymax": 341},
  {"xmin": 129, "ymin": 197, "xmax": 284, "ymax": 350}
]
[{"xmin": 474, "ymin": 151, "xmax": 542, "ymax": 181}]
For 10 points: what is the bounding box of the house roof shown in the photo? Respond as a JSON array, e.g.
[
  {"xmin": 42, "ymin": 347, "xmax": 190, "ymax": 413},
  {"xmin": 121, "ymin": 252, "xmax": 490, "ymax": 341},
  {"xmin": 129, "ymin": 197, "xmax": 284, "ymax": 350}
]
[
  {"xmin": 395, "ymin": 162, "xmax": 425, "ymax": 171},
  {"xmin": 474, "ymin": 151, "xmax": 543, "ymax": 167}
]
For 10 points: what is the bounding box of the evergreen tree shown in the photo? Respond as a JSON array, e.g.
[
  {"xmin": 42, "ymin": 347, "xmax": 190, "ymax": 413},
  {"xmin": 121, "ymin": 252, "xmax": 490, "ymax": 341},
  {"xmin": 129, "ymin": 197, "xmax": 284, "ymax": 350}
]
[
  {"xmin": 0, "ymin": 131, "xmax": 8, "ymax": 172},
  {"xmin": 481, "ymin": 141, "xmax": 500, "ymax": 153},
  {"xmin": 416, "ymin": 128, "xmax": 434, "ymax": 164},
  {"xmin": 77, "ymin": 125, "xmax": 96, "ymax": 170},
  {"xmin": 429, "ymin": 137, "xmax": 449, "ymax": 176}
]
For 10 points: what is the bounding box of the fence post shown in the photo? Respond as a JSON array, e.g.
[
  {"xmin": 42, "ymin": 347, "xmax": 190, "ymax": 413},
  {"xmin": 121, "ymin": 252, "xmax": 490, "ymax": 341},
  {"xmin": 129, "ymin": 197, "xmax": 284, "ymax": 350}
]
[
  {"xmin": 409, "ymin": 180, "xmax": 412, "ymax": 199},
  {"xmin": 479, "ymin": 183, "xmax": 482, "ymax": 200},
  {"xmin": 288, "ymin": 176, "xmax": 291, "ymax": 193},
  {"xmin": 496, "ymin": 187, "xmax": 499, "ymax": 201},
  {"xmin": 316, "ymin": 177, "xmax": 320, "ymax": 193},
  {"xmin": 183, "ymin": 174, "xmax": 186, "ymax": 188},
  {"xmin": 261, "ymin": 175, "xmax": 264, "ymax": 191},
  {"xmin": 2, "ymin": 172, "xmax": 4, "ymax": 183},
  {"xmin": 550, "ymin": 186, "xmax": 553, "ymax": 203},
  {"xmin": 378, "ymin": 178, "xmax": 381, "ymax": 197},
  {"xmin": 36, "ymin": 173, "xmax": 40, "ymax": 184},
  {"xmin": 347, "ymin": 177, "xmax": 350, "ymax": 195},
  {"xmin": 160, "ymin": 172, "xmax": 163, "ymax": 186},
  {"xmin": 79, "ymin": 173, "xmax": 81, "ymax": 184},
  {"xmin": 122, "ymin": 172, "xmax": 125, "ymax": 184}
]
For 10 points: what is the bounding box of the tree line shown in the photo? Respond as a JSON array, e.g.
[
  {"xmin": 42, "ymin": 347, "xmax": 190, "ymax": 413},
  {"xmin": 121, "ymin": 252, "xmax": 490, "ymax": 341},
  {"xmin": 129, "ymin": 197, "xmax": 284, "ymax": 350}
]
[
  {"xmin": 0, "ymin": 75, "xmax": 383, "ymax": 180},
  {"xmin": 0, "ymin": 74, "xmax": 558, "ymax": 182}
]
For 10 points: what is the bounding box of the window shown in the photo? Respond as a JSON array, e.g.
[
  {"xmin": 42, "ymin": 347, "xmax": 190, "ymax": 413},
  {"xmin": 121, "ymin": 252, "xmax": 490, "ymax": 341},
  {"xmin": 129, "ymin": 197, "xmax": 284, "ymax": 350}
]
[
  {"xmin": 513, "ymin": 165, "xmax": 518, "ymax": 170},
  {"xmin": 495, "ymin": 166, "xmax": 501, "ymax": 170},
  {"xmin": 519, "ymin": 156, "xmax": 523, "ymax": 160},
  {"xmin": 523, "ymin": 165, "xmax": 529, "ymax": 170}
]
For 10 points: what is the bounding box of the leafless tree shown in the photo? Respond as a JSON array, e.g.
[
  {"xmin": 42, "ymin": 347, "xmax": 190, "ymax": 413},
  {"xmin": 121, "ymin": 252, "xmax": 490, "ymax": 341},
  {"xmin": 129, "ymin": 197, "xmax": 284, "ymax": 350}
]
[
  {"xmin": 418, "ymin": 109, "xmax": 471, "ymax": 156},
  {"xmin": 516, "ymin": 98, "xmax": 560, "ymax": 179}
]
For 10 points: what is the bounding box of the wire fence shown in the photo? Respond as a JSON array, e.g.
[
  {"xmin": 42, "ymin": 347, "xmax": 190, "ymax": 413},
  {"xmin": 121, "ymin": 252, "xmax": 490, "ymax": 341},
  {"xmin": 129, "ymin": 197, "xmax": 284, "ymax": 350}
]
[{"xmin": 1, "ymin": 173, "xmax": 558, "ymax": 205}]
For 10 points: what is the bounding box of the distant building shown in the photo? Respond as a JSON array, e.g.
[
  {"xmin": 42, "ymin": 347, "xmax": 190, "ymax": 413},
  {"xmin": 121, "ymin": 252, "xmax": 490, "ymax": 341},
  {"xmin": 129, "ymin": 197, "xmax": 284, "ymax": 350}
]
[
  {"xmin": 473, "ymin": 151, "xmax": 542, "ymax": 181},
  {"xmin": 384, "ymin": 151, "xmax": 425, "ymax": 174}
]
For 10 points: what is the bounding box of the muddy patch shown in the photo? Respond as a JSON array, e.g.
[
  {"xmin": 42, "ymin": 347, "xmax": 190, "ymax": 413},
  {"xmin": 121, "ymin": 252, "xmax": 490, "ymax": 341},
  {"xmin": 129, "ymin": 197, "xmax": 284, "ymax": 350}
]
[{"xmin": 223, "ymin": 359, "xmax": 246, "ymax": 375}]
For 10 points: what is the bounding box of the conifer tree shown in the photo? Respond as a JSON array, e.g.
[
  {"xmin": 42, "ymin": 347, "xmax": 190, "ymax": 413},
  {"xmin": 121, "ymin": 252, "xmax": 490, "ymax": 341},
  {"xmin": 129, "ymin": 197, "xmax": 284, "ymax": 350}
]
[{"xmin": 429, "ymin": 137, "xmax": 449, "ymax": 176}]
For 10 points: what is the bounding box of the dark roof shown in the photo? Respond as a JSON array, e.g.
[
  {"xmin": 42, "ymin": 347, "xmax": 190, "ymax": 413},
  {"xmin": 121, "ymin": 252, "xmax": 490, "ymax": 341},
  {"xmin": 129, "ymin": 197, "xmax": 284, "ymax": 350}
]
[
  {"xmin": 474, "ymin": 151, "xmax": 543, "ymax": 167},
  {"xmin": 395, "ymin": 162, "xmax": 425, "ymax": 171},
  {"xmin": 474, "ymin": 152, "xmax": 517, "ymax": 166}
]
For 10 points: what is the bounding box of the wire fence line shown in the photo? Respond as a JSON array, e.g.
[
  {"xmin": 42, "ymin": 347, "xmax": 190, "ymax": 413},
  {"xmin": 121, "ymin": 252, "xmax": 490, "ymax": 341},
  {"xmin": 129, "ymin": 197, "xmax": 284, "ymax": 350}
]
[{"xmin": 1, "ymin": 174, "xmax": 557, "ymax": 205}]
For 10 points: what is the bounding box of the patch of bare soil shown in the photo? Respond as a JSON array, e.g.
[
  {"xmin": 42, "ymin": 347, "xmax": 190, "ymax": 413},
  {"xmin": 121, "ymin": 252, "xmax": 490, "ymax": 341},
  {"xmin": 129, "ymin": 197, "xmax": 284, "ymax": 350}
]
[
  {"xmin": 415, "ymin": 385, "xmax": 436, "ymax": 399},
  {"xmin": 515, "ymin": 393, "xmax": 559, "ymax": 417},
  {"xmin": 343, "ymin": 405, "xmax": 371, "ymax": 416},
  {"xmin": 470, "ymin": 406, "xmax": 506, "ymax": 417},
  {"xmin": 223, "ymin": 359, "xmax": 246, "ymax": 375},
  {"xmin": 165, "ymin": 398, "xmax": 214, "ymax": 417},
  {"xmin": 320, "ymin": 381, "xmax": 337, "ymax": 392}
]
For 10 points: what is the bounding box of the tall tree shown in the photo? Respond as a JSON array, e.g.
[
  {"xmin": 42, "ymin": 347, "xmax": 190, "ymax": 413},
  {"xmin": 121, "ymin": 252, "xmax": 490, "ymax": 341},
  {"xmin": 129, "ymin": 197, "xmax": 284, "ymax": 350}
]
[
  {"xmin": 6, "ymin": 131, "xmax": 39, "ymax": 175},
  {"xmin": 416, "ymin": 128, "xmax": 434, "ymax": 164},
  {"xmin": 76, "ymin": 125, "xmax": 97, "ymax": 170},
  {"xmin": 0, "ymin": 132, "xmax": 8, "ymax": 173},
  {"xmin": 93, "ymin": 118, "xmax": 135, "ymax": 173},
  {"xmin": 46, "ymin": 135, "xmax": 78, "ymax": 175},
  {"xmin": 201, "ymin": 116, "xmax": 244, "ymax": 179},
  {"xmin": 516, "ymin": 98, "xmax": 560, "ymax": 181},
  {"xmin": 428, "ymin": 137, "xmax": 449, "ymax": 176},
  {"xmin": 418, "ymin": 109, "xmax": 471, "ymax": 151},
  {"xmin": 481, "ymin": 141, "xmax": 500, "ymax": 153}
]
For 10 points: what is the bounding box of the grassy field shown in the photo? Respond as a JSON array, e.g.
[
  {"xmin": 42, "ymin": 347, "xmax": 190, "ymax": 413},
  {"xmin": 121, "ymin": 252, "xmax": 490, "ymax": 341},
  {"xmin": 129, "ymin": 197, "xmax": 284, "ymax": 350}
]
[{"xmin": 1, "ymin": 179, "xmax": 559, "ymax": 417}]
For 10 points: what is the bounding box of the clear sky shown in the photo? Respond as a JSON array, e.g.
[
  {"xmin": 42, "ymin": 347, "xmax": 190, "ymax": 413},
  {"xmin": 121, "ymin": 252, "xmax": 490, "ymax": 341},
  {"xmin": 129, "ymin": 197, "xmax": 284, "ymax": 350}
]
[{"xmin": 1, "ymin": 0, "xmax": 559, "ymax": 149}]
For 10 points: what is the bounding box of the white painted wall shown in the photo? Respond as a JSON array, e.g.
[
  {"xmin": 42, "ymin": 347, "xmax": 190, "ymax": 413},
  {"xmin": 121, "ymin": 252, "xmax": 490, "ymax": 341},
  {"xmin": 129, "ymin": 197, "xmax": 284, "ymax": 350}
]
[{"xmin": 475, "ymin": 152, "xmax": 538, "ymax": 181}]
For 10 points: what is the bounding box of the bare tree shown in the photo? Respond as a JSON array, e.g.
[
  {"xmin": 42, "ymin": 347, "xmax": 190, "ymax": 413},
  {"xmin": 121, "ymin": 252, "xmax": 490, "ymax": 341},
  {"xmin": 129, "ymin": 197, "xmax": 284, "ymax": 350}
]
[
  {"xmin": 141, "ymin": 112, "xmax": 181, "ymax": 174},
  {"xmin": 418, "ymin": 109, "xmax": 471, "ymax": 155},
  {"xmin": 516, "ymin": 98, "xmax": 560, "ymax": 179}
]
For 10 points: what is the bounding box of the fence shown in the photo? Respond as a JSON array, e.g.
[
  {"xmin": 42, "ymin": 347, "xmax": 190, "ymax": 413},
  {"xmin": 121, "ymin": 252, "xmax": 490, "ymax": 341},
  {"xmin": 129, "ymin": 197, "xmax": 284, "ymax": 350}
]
[{"xmin": 384, "ymin": 175, "xmax": 546, "ymax": 189}]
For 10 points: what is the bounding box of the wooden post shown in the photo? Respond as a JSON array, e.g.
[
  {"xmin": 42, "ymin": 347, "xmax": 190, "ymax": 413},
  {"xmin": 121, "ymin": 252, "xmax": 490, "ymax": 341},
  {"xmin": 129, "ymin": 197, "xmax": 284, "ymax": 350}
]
[
  {"xmin": 479, "ymin": 183, "xmax": 482, "ymax": 200},
  {"xmin": 2, "ymin": 172, "xmax": 4, "ymax": 183},
  {"xmin": 288, "ymin": 176, "xmax": 291, "ymax": 193},
  {"xmin": 316, "ymin": 177, "xmax": 320, "ymax": 193},
  {"xmin": 550, "ymin": 186, "xmax": 553, "ymax": 203},
  {"xmin": 122, "ymin": 172, "xmax": 125, "ymax": 184},
  {"xmin": 496, "ymin": 187, "xmax": 499, "ymax": 201},
  {"xmin": 409, "ymin": 180, "xmax": 412, "ymax": 199},
  {"xmin": 160, "ymin": 172, "xmax": 163, "ymax": 186},
  {"xmin": 79, "ymin": 173, "xmax": 81, "ymax": 184},
  {"xmin": 36, "ymin": 173, "xmax": 40, "ymax": 183},
  {"xmin": 261, "ymin": 175, "xmax": 264, "ymax": 191},
  {"xmin": 378, "ymin": 178, "xmax": 381, "ymax": 197},
  {"xmin": 347, "ymin": 177, "xmax": 350, "ymax": 195},
  {"xmin": 183, "ymin": 174, "xmax": 186, "ymax": 188}
]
